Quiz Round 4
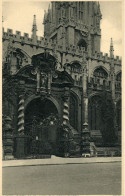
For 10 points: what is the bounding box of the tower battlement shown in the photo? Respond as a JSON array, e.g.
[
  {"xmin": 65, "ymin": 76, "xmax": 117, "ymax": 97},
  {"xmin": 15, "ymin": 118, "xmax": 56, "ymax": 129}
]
[
  {"xmin": 2, "ymin": 28, "xmax": 121, "ymax": 64},
  {"xmin": 2, "ymin": 28, "xmax": 87, "ymax": 57},
  {"xmin": 91, "ymin": 51, "xmax": 121, "ymax": 65},
  {"xmin": 3, "ymin": 28, "xmax": 56, "ymax": 49}
]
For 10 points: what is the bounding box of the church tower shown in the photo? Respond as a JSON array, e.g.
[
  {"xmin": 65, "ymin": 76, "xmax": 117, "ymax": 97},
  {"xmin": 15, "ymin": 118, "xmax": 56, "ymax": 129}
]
[{"xmin": 43, "ymin": 2, "xmax": 102, "ymax": 55}]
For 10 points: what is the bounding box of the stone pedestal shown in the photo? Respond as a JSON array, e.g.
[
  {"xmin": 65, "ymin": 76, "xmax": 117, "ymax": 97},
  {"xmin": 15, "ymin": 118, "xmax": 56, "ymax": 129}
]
[
  {"xmin": 15, "ymin": 136, "xmax": 27, "ymax": 158},
  {"xmin": 2, "ymin": 116, "xmax": 14, "ymax": 160},
  {"xmin": 81, "ymin": 123, "xmax": 91, "ymax": 155},
  {"xmin": 3, "ymin": 129, "xmax": 14, "ymax": 160}
]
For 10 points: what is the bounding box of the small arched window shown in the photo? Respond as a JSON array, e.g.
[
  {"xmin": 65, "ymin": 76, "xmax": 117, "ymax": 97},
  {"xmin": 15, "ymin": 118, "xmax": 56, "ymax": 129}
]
[
  {"xmin": 93, "ymin": 67, "xmax": 108, "ymax": 79},
  {"xmin": 67, "ymin": 62, "xmax": 81, "ymax": 73},
  {"xmin": 78, "ymin": 39, "xmax": 87, "ymax": 51}
]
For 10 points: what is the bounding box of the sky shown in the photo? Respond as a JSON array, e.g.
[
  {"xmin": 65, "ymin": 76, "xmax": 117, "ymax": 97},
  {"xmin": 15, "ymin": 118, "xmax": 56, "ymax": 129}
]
[{"xmin": 2, "ymin": 1, "xmax": 122, "ymax": 57}]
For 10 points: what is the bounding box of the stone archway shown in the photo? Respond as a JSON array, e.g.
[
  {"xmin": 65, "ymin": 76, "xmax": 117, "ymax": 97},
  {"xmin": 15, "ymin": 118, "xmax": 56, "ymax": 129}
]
[
  {"xmin": 24, "ymin": 94, "xmax": 61, "ymax": 118},
  {"xmin": 24, "ymin": 97, "xmax": 60, "ymax": 156}
]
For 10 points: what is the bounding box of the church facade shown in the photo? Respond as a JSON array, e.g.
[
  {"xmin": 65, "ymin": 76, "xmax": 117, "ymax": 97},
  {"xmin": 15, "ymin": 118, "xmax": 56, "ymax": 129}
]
[{"xmin": 2, "ymin": 2, "xmax": 121, "ymax": 159}]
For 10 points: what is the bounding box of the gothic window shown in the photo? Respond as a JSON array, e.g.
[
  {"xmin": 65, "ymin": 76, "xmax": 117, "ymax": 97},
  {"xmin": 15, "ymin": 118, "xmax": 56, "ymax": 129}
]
[
  {"xmin": 116, "ymin": 72, "xmax": 121, "ymax": 90},
  {"xmin": 5, "ymin": 48, "xmax": 29, "ymax": 75},
  {"xmin": 94, "ymin": 67, "xmax": 108, "ymax": 79},
  {"xmin": 116, "ymin": 72, "xmax": 121, "ymax": 81},
  {"xmin": 88, "ymin": 96, "xmax": 102, "ymax": 130},
  {"xmin": 78, "ymin": 39, "xmax": 87, "ymax": 51},
  {"xmin": 67, "ymin": 62, "xmax": 81, "ymax": 74},
  {"xmin": 69, "ymin": 94, "xmax": 78, "ymax": 129},
  {"xmin": 78, "ymin": 2, "xmax": 84, "ymax": 20},
  {"xmin": 93, "ymin": 67, "xmax": 108, "ymax": 86}
]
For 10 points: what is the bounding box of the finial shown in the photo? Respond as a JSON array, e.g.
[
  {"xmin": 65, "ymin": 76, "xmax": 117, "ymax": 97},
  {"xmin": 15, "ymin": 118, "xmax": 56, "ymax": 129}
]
[
  {"xmin": 32, "ymin": 15, "xmax": 37, "ymax": 32},
  {"xmin": 33, "ymin": 15, "xmax": 36, "ymax": 25},
  {"xmin": 111, "ymin": 38, "xmax": 113, "ymax": 46},
  {"xmin": 110, "ymin": 38, "xmax": 114, "ymax": 58},
  {"xmin": 32, "ymin": 15, "xmax": 37, "ymax": 43},
  {"xmin": 97, "ymin": 2, "xmax": 101, "ymax": 16}
]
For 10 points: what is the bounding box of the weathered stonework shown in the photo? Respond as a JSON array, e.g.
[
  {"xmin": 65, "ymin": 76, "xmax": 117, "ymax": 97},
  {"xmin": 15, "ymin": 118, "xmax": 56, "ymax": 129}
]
[{"xmin": 2, "ymin": 2, "xmax": 121, "ymax": 158}]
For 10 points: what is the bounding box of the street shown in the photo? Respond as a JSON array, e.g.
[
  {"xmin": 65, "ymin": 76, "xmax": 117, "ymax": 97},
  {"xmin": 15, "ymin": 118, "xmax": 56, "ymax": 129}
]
[{"xmin": 3, "ymin": 162, "xmax": 121, "ymax": 195}]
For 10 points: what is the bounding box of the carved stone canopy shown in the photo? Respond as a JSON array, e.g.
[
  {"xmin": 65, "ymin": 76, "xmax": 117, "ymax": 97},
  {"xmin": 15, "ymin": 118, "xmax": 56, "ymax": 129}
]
[
  {"xmin": 32, "ymin": 51, "xmax": 57, "ymax": 73},
  {"xmin": 52, "ymin": 70, "xmax": 74, "ymax": 88}
]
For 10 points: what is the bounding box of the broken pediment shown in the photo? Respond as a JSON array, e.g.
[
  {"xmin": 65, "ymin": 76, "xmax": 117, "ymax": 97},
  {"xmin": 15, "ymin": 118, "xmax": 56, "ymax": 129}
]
[
  {"xmin": 16, "ymin": 65, "xmax": 36, "ymax": 82},
  {"xmin": 52, "ymin": 70, "xmax": 74, "ymax": 88},
  {"xmin": 32, "ymin": 51, "xmax": 57, "ymax": 72}
]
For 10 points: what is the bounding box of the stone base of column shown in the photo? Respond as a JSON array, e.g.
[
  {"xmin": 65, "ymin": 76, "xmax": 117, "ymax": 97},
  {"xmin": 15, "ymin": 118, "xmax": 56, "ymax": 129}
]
[
  {"xmin": 81, "ymin": 123, "xmax": 91, "ymax": 155},
  {"xmin": 15, "ymin": 135, "xmax": 27, "ymax": 158},
  {"xmin": 3, "ymin": 129, "xmax": 14, "ymax": 160},
  {"xmin": 4, "ymin": 155, "xmax": 14, "ymax": 160}
]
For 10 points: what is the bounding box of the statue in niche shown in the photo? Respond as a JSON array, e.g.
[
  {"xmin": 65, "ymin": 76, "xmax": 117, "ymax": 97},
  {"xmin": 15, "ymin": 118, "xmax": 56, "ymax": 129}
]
[{"xmin": 41, "ymin": 73, "xmax": 47, "ymax": 89}]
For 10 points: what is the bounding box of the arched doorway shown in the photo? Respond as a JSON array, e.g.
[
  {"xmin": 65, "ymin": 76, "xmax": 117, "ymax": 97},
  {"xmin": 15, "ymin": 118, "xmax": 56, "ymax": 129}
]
[{"xmin": 24, "ymin": 98, "xmax": 59, "ymax": 156}]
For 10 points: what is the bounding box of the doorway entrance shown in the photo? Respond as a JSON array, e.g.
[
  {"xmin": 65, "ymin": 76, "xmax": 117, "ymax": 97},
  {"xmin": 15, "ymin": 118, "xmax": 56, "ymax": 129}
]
[{"xmin": 24, "ymin": 98, "xmax": 59, "ymax": 156}]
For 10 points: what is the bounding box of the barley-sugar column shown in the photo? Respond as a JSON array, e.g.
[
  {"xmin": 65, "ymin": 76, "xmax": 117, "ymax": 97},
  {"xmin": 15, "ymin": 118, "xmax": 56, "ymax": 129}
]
[
  {"xmin": 82, "ymin": 64, "xmax": 88, "ymax": 126},
  {"xmin": 63, "ymin": 88, "xmax": 69, "ymax": 126},
  {"xmin": 16, "ymin": 81, "xmax": 26, "ymax": 158},
  {"xmin": 62, "ymin": 87, "xmax": 70, "ymax": 157},
  {"xmin": 81, "ymin": 63, "xmax": 90, "ymax": 155}
]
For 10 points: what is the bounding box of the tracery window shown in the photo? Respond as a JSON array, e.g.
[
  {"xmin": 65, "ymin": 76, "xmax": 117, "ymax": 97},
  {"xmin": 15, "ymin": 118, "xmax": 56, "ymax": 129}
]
[
  {"xmin": 88, "ymin": 96, "xmax": 102, "ymax": 130},
  {"xmin": 115, "ymin": 72, "xmax": 121, "ymax": 90},
  {"xmin": 67, "ymin": 62, "xmax": 81, "ymax": 74},
  {"xmin": 93, "ymin": 67, "xmax": 108, "ymax": 79},
  {"xmin": 116, "ymin": 72, "xmax": 121, "ymax": 81},
  {"xmin": 79, "ymin": 2, "xmax": 83, "ymax": 20},
  {"xmin": 78, "ymin": 39, "xmax": 87, "ymax": 51},
  {"xmin": 93, "ymin": 67, "xmax": 108, "ymax": 85},
  {"xmin": 4, "ymin": 48, "xmax": 29, "ymax": 75}
]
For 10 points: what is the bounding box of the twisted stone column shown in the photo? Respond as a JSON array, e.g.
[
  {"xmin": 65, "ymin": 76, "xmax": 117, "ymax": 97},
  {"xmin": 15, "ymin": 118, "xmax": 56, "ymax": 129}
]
[
  {"xmin": 63, "ymin": 101, "xmax": 69, "ymax": 125},
  {"xmin": 82, "ymin": 66, "xmax": 88, "ymax": 125},
  {"xmin": 62, "ymin": 89, "xmax": 70, "ymax": 126},
  {"xmin": 18, "ymin": 94, "xmax": 24, "ymax": 132}
]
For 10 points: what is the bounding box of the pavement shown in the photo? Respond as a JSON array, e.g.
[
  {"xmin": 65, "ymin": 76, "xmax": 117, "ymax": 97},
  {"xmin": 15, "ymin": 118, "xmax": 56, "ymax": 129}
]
[
  {"xmin": 2, "ymin": 162, "xmax": 121, "ymax": 195},
  {"xmin": 2, "ymin": 156, "xmax": 121, "ymax": 167}
]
